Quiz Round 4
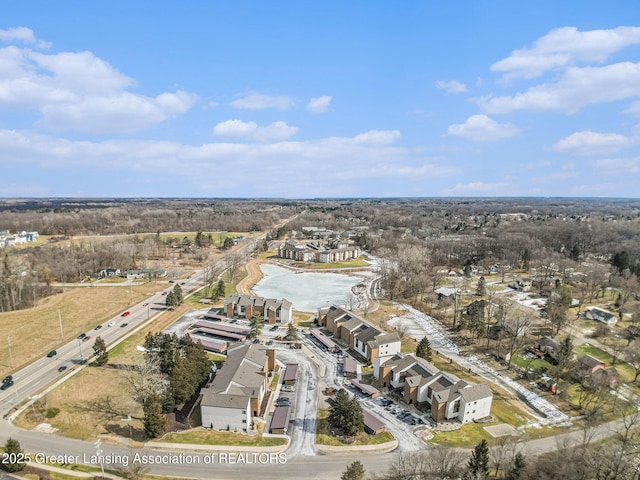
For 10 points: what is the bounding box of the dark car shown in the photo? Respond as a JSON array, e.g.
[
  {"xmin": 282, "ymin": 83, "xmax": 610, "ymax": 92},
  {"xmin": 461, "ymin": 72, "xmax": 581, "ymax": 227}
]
[
  {"xmin": 0, "ymin": 378, "xmax": 13, "ymax": 390},
  {"xmin": 120, "ymin": 323, "xmax": 128, "ymax": 328},
  {"xmin": 57, "ymin": 365, "xmax": 67, "ymax": 373},
  {"xmin": 2, "ymin": 375, "xmax": 12, "ymax": 384},
  {"xmin": 94, "ymin": 325, "xmax": 103, "ymax": 330},
  {"xmin": 77, "ymin": 333, "xmax": 86, "ymax": 339},
  {"xmin": 275, "ymin": 398, "xmax": 291, "ymax": 406},
  {"xmin": 47, "ymin": 350, "xmax": 57, "ymax": 358}
]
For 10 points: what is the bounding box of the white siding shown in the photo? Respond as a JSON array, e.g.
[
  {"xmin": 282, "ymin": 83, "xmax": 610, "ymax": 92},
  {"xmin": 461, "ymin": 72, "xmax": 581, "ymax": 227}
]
[
  {"xmin": 459, "ymin": 395, "xmax": 493, "ymax": 423},
  {"xmin": 201, "ymin": 402, "xmax": 251, "ymax": 432}
]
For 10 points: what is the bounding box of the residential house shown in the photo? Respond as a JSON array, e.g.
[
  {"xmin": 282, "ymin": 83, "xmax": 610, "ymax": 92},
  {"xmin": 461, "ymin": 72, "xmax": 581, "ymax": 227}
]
[
  {"xmin": 200, "ymin": 344, "xmax": 276, "ymax": 432},
  {"xmin": 223, "ymin": 294, "xmax": 292, "ymax": 324},
  {"xmin": 536, "ymin": 336, "xmax": 562, "ymax": 363},
  {"xmin": 363, "ymin": 410, "xmax": 385, "ymax": 435},
  {"xmin": 374, "ymin": 353, "xmax": 493, "ymax": 424},
  {"xmin": 509, "ymin": 277, "xmax": 533, "ymax": 292},
  {"xmin": 578, "ymin": 354, "xmax": 606, "ymax": 375},
  {"xmin": 585, "ymin": 306, "xmax": 617, "ymax": 326},
  {"xmin": 317, "ymin": 305, "xmax": 401, "ymax": 364}
]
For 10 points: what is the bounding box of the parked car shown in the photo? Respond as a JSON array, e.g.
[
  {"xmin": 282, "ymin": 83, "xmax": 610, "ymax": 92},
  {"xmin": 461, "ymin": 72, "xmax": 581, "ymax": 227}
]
[
  {"xmin": 275, "ymin": 398, "xmax": 291, "ymax": 406},
  {"xmin": 47, "ymin": 350, "xmax": 57, "ymax": 358},
  {"xmin": 282, "ymin": 384, "xmax": 295, "ymax": 392}
]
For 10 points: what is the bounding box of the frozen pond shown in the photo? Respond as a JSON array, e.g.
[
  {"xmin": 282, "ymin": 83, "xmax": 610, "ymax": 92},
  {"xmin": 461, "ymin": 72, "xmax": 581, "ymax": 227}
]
[{"xmin": 252, "ymin": 264, "xmax": 361, "ymax": 312}]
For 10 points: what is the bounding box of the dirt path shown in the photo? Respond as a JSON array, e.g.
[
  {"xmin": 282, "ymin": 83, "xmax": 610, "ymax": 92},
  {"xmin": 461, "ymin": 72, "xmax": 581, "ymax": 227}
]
[{"xmin": 236, "ymin": 259, "xmax": 264, "ymax": 295}]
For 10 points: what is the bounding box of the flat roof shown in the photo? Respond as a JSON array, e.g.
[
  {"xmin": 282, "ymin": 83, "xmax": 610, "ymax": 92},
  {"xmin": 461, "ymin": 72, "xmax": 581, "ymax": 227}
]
[
  {"xmin": 363, "ymin": 410, "xmax": 385, "ymax": 432},
  {"xmin": 342, "ymin": 356, "xmax": 358, "ymax": 373},
  {"xmin": 350, "ymin": 378, "xmax": 379, "ymax": 396},
  {"xmin": 310, "ymin": 328, "xmax": 338, "ymax": 350},
  {"xmin": 283, "ymin": 364, "xmax": 299, "ymax": 382},
  {"xmin": 194, "ymin": 320, "xmax": 251, "ymax": 335},
  {"xmin": 270, "ymin": 406, "xmax": 291, "ymax": 431},
  {"xmin": 194, "ymin": 326, "xmax": 247, "ymax": 341},
  {"xmin": 192, "ymin": 336, "xmax": 227, "ymax": 353}
]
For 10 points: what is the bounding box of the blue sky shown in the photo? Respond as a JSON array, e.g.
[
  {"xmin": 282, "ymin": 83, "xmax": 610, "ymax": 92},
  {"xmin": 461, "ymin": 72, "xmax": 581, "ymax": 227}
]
[{"xmin": 2, "ymin": 1, "xmax": 640, "ymax": 198}]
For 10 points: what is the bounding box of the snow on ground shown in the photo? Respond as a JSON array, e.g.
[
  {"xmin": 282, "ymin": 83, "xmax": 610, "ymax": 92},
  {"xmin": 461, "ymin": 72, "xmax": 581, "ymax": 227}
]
[{"xmin": 388, "ymin": 304, "xmax": 570, "ymax": 426}]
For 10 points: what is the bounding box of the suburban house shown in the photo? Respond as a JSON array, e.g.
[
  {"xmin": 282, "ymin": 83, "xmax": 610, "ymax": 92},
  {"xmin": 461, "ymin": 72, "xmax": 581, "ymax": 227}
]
[
  {"xmin": 199, "ymin": 344, "xmax": 276, "ymax": 432},
  {"xmin": 578, "ymin": 354, "xmax": 606, "ymax": 375},
  {"xmin": 585, "ymin": 306, "xmax": 617, "ymax": 326},
  {"xmin": 125, "ymin": 268, "xmax": 167, "ymax": 279},
  {"xmin": 509, "ymin": 277, "xmax": 533, "ymax": 292},
  {"xmin": 224, "ymin": 294, "xmax": 293, "ymax": 324},
  {"xmin": 535, "ymin": 336, "xmax": 562, "ymax": 363},
  {"xmin": 374, "ymin": 353, "xmax": 493, "ymax": 424},
  {"xmin": 278, "ymin": 239, "xmax": 361, "ymax": 264},
  {"xmin": 317, "ymin": 305, "xmax": 401, "ymax": 364},
  {"xmin": 0, "ymin": 230, "xmax": 39, "ymax": 249}
]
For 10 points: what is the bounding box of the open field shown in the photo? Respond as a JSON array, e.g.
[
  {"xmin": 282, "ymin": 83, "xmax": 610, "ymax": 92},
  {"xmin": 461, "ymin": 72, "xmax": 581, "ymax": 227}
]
[
  {"xmin": 0, "ymin": 283, "xmax": 161, "ymax": 378},
  {"xmin": 14, "ymin": 366, "xmax": 144, "ymax": 441}
]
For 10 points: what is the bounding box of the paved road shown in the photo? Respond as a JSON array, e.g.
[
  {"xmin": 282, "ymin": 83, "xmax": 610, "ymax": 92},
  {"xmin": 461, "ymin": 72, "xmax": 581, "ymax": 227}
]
[{"xmin": 0, "ymin": 272, "xmax": 206, "ymax": 419}]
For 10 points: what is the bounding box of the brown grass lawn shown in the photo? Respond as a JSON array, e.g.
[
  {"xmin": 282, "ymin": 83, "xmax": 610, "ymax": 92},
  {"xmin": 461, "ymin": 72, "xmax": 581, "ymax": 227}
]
[
  {"xmin": 0, "ymin": 283, "xmax": 160, "ymax": 378},
  {"xmin": 14, "ymin": 366, "xmax": 143, "ymax": 441},
  {"xmin": 157, "ymin": 428, "xmax": 287, "ymax": 447}
]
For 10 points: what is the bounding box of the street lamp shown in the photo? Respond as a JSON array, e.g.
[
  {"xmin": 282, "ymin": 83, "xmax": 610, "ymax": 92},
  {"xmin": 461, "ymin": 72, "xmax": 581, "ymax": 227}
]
[{"xmin": 78, "ymin": 338, "xmax": 84, "ymax": 362}]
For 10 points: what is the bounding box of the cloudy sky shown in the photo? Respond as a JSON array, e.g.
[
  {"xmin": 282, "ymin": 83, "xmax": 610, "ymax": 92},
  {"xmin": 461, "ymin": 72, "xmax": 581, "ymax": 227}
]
[{"xmin": 2, "ymin": 2, "xmax": 640, "ymax": 198}]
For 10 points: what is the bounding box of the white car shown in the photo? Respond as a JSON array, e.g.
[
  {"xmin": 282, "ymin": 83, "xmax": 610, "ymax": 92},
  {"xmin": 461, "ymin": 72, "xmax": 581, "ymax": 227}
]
[{"xmin": 107, "ymin": 321, "xmax": 116, "ymax": 327}]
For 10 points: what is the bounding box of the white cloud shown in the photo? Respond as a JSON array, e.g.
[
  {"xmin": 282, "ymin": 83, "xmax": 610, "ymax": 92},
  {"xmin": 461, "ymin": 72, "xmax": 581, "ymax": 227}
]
[
  {"xmin": 624, "ymin": 100, "xmax": 640, "ymax": 116},
  {"xmin": 435, "ymin": 80, "xmax": 468, "ymax": 93},
  {"xmin": 593, "ymin": 157, "xmax": 640, "ymax": 174},
  {"xmin": 230, "ymin": 92, "xmax": 295, "ymax": 110},
  {"xmin": 212, "ymin": 120, "xmax": 298, "ymax": 141},
  {"xmin": 553, "ymin": 130, "xmax": 633, "ymax": 155},
  {"xmin": 252, "ymin": 121, "xmax": 298, "ymax": 141},
  {"xmin": 306, "ymin": 95, "xmax": 332, "ymax": 113},
  {"xmin": 447, "ymin": 114, "xmax": 520, "ymax": 142},
  {"xmin": 477, "ymin": 62, "xmax": 640, "ymax": 114},
  {"xmin": 213, "ymin": 119, "xmax": 258, "ymax": 138},
  {"xmin": 0, "ymin": 26, "xmax": 51, "ymax": 49},
  {"xmin": 0, "ymin": 43, "xmax": 197, "ymax": 133},
  {"xmin": 491, "ymin": 26, "xmax": 640, "ymax": 79},
  {"xmin": 353, "ymin": 129, "xmax": 401, "ymax": 145}
]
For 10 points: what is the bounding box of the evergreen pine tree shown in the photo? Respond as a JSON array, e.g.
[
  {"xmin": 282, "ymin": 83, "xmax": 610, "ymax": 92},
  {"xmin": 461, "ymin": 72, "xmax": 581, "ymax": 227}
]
[
  {"xmin": 466, "ymin": 439, "xmax": 490, "ymax": 479},
  {"xmin": 143, "ymin": 395, "xmax": 166, "ymax": 438},
  {"xmin": 173, "ymin": 284, "xmax": 183, "ymax": 305},
  {"xmin": 476, "ymin": 276, "xmax": 486, "ymax": 296},
  {"xmin": 92, "ymin": 336, "xmax": 109, "ymax": 366},
  {"xmin": 1, "ymin": 438, "xmax": 26, "ymax": 472},
  {"xmin": 416, "ymin": 337, "xmax": 433, "ymax": 361},
  {"xmin": 505, "ymin": 452, "xmax": 527, "ymax": 480},
  {"xmin": 165, "ymin": 290, "xmax": 177, "ymax": 309},
  {"xmin": 341, "ymin": 460, "xmax": 366, "ymax": 480}
]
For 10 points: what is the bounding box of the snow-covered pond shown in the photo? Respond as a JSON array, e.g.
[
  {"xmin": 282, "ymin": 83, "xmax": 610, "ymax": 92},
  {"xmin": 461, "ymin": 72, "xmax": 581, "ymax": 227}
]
[{"xmin": 252, "ymin": 264, "xmax": 361, "ymax": 312}]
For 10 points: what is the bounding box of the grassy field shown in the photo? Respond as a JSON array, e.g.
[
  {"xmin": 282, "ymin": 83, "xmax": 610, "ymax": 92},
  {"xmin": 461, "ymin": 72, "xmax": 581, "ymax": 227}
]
[
  {"xmin": 14, "ymin": 366, "xmax": 144, "ymax": 441},
  {"xmin": 0, "ymin": 283, "xmax": 161, "ymax": 378},
  {"xmin": 156, "ymin": 429, "xmax": 287, "ymax": 446},
  {"xmin": 315, "ymin": 408, "xmax": 396, "ymax": 446}
]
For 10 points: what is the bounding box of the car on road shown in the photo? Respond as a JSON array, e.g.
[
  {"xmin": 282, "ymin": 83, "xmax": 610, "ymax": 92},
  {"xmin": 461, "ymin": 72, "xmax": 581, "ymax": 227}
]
[
  {"xmin": 77, "ymin": 333, "xmax": 86, "ymax": 340},
  {"xmin": 94, "ymin": 325, "xmax": 103, "ymax": 330},
  {"xmin": 168, "ymin": 280, "xmax": 175, "ymax": 283},
  {"xmin": 266, "ymin": 340, "xmax": 273, "ymax": 345},
  {"xmin": 47, "ymin": 350, "xmax": 57, "ymax": 358},
  {"xmin": 121, "ymin": 311, "xmax": 130, "ymax": 317},
  {"xmin": 82, "ymin": 335, "xmax": 91, "ymax": 342},
  {"xmin": 107, "ymin": 321, "xmax": 116, "ymax": 327},
  {"xmin": 162, "ymin": 292, "xmax": 168, "ymax": 296},
  {"xmin": 57, "ymin": 366, "xmax": 67, "ymax": 373},
  {"xmin": 120, "ymin": 323, "xmax": 128, "ymax": 328},
  {"xmin": 143, "ymin": 303, "xmax": 149, "ymax": 307},
  {"xmin": 0, "ymin": 376, "xmax": 13, "ymax": 390}
]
